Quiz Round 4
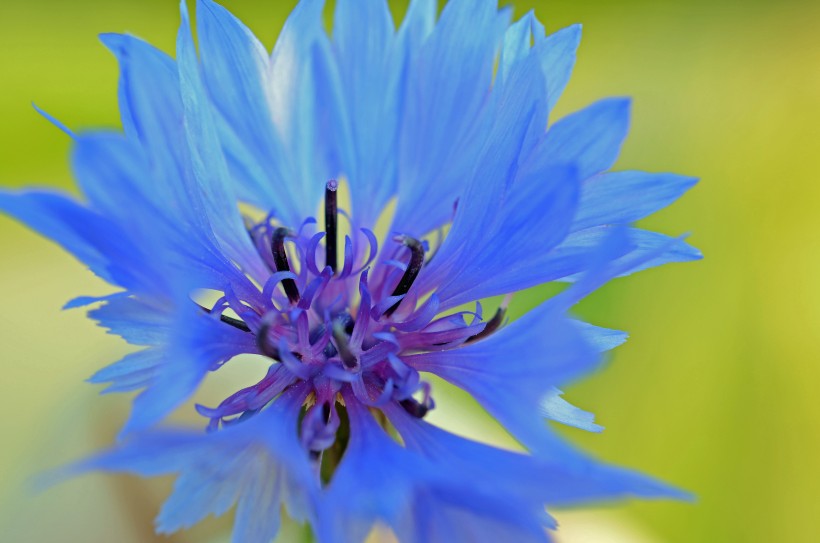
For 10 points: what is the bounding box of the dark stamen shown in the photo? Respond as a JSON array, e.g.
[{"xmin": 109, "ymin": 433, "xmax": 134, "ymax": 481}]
[
  {"xmin": 466, "ymin": 294, "xmax": 512, "ymax": 343},
  {"xmin": 400, "ymin": 397, "xmax": 430, "ymax": 419},
  {"xmin": 255, "ymin": 319, "xmax": 281, "ymax": 359},
  {"xmin": 332, "ymin": 320, "xmax": 358, "ymax": 370},
  {"xmin": 197, "ymin": 304, "xmax": 251, "ymax": 333},
  {"xmin": 272, "ymin": 227, "xmax": 300, "ymax": 304},
  {"xmin": 385, "ymin": 236, "xmax": 425, "ymax": 317},
  {"xmin": 324, "ymin": 180, "xmax": 338, "ymax": 273}
]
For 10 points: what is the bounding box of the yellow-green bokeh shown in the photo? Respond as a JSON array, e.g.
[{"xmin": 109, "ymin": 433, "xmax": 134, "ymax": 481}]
[{"xmin": 1, "ymin": 0, "xmax": 818, "ymax": 541}]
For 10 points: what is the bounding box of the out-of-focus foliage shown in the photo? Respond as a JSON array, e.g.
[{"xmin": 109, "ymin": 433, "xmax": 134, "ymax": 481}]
[{"xmin": 1, "ymin": 0, "xmax": 818, "ymax": 541}]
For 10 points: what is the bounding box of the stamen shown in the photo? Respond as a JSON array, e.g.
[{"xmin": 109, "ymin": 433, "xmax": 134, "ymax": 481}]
[
  {"xmin": 384, "ymin": 235, "xmax": 425, "ymax": 317},
  {"xmin": 196, "ymin": 304, "xmax": 251, "ymax": 333},
  {"xmin": 466, "ymin": 294, "xmax": 512, "ymax": 343},
  {"xmin": 400, "ymin": 381, "xmax": 434, "ymax": 418},
  {"xmin": 256, "ymin": 319, "xmax": 281, "ymax": 359},
  {"xmin": 332, "ymin": 320, "xmax": 359, "ymax": 370},
  {"xmin": 400, "ymin": 397, "xmax": 430, "ymax": 418},
  {"xmin": 321, "ymin": 401, "xmax": 331, "ymax": 423},
  {"xmin": 324, "ymin": 180, "xmax": 338, "ymax": 273},
  {"xmin": 271, "ymin": 227, "xmax": 301, "ymax": 304}
]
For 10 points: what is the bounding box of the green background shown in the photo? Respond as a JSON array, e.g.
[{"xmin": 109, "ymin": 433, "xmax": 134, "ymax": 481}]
[{"xmin": 1, "ymin": 0, "xmax": 818, "ymax": 541}]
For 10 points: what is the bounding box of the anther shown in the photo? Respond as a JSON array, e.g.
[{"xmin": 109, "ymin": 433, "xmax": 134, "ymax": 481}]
[
  {"xmin": 400, "ymin": 397, "xmax": 430, "ymax": 419},
  {"xmin": 385, "ymin": 235, "xmax": 425, "ymax": 317},
  {"xmin": 271, "ymin": 227, "xmax": 300, "ymax": 304},
  {"xmin": 255, "ymin": 319, "xmax": 281, "ymax": 359},
  {"xmin": 466, "ymin": 294, "xmax": 512, "ymax": 343},
  {"xmin": 324, "ymin": 180, "xmax": 338, "ymax": 274},
  {"xmin": 196, "ymin": 304, "xmax": 251, "ymax": 333},
  {"xmin": 332, "ymin": 320, "xmax": 359, "ymax": 370}
]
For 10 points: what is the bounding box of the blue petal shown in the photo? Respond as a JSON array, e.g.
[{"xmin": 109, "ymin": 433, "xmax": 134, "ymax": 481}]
[
  {"xmin": 398, "ymin": 0, "xmax": 436, "ymax": 50},
  {"xmin": 72, "ymin": 133, "xmax": 262, "ymax": 303},
  {"xmin": 431, "ymin": 163, "xmax": 580, "ymax": 309},
  {"xmin": 392, "ymin": 0, "xmax": 510, "ymax": 237},
  {"xmin": 498, "ymin": 11, "xmax": 545, "ymax": 86},
  {"xmin": 573, "ymin": 171, "xmax": 699, "ymax": 231},
  {"xmin": 322, "ymin": 398, "xmax": 551, "ymax": 543},
  {"xmin": 387, "ymin": 404, "xmax": 687, "ymax": 509},
  {"xmin": 319, "ymin": 399, "xmax": 429, "ymax": 541},
  {"xmin": 534, "ymin": 97, "xmax": 631, "ymax": 180},
  {"xmin": 32, "ymin": 102, "xmax": 75, "ymax": 138},
  {"xmin": 573, "ymin": 320, "xmax": 628, "ymax": 352},
  {"xmin": 559, "ymin": 226, "xmax": 703, "ymax": 282},
  {"xmin": 0, "ymin": 190, "xmax": 157, "ymax": 292},
  {"xmin": 416, "ymin": 52, "xmax": 547, "ymax": 303},
  {"xmin": 541, "ymin": 24, "xmax": 582, "ymax": 111},
  {"xmin": 195, "ymin": 0, "xmax": 306, "ymax": 228},
  {"xmin": 499, "ymin": 16, "xmax": 583, "ymax": 115},
  {"xmin": 406, "ymin": 301, "xmax": 601, "ymax": 439},
  {"xmin": 177, "ymin": 1, "xmax": 269, "ymax": 283},
  {"xmin": 123, "ymin": 302, "xmax": 257, "ymax": 435},
  {"xmin": 496, "ymin": 225, "xmax": 700, "ymax": 291},
  {"xmin": 267, "ymin": 0, "xmax": 343, "ymax": 224},
  {"xmin": 332, "ymin": 0, "xmax": 400, "ymax": 226},
  {"xmin": 88, "ymin": 295, "xmax": 172, "ymax": 345},
  {"xmin": 101, "ymin": 24, "xmax": 267, "ymax": 294},
  {"xmin": 72, "ymin": 132, "xmax": 153, "ymax": 220},
  {"xmin": 541, "ymin": 388, "xmax": 602, "ymax": 432},
  {"xmin": 87, "ymin": 348, "xmax": 165, "ymax": 394},
  {"xmin": 54, "ymin": 391, "xmax": 316, "ymax": 542},
  {"xmin": 99, "ymin": 32, "xmax": 186, "ymax": 186},
  {"xmin": 98, "ymin": 33, "xmax": 248, "ymax": 287}
]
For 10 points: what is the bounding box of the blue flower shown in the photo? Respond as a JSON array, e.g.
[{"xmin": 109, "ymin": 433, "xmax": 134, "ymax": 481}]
[{"xmin": 2, "ymin": 0, "xmax": 700, "ymax": 541}]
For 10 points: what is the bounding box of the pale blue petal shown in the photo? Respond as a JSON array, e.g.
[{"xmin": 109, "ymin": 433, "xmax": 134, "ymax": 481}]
[
  {"xmin": 320, "ymin": 399, "xmax": 430, "ymax": 541},
  {"xmin": 398, "ymin": 0, "xmax": 436, "ymax": 50},
  {"xmin": 231, "ymin": 469, "xmax": 284, "ymax": 543},
  {"xmin": 541, "ymin": 388, "xmax": 602, "ymax": 432},
  {"xmin": 177, "ymin": 2, "xmax": 269, "ymax": 283},
  {"xmin": 55, "ymin": 392, "xmax": 316, "ymax": 542},
  {"xmin": 88, "ymin": 296, "xmax": 172, "ymax": 345},
  {"xmin": 333, "ymin": 0, "xmax": 399, "ymax": 226},
  {"xmin": 195, "ymin": 0, "xmax": 304, "ymax": 227},
  {"xmin": 88, "ymin": 348, "xmax": 165, "ymax": 394},
  {"xmin": 533, "ymin": 97, "xmax": 631, "ymax": 180},
  {"xmin": 324, "ymin": 399, "xmax": 550, "ymax": 543},
  {"xmin": 406, "ymin": 303, "xmax": 601, "ymax": 440},
  {"xmin": 99, "ymin": 31, "xmax": 260, "ymax": 297},
  {"xmin": 499, "ymin": 11, "xmax": 544, "ymax": 85},
  {"xmin": 431, "ymin": 163, "xmax": 580, "ymax": 309},
  {"xmin": 416, "ymin": 52, "xmax": 546, "ymax": 300},
  {"xmin": 71, "ymin": 132, "xmax": 155, "ymax": 220},
  {"xmin": 99, "ymin": 33, "xmax": 186, "ymax": 188},
  {"xmin": 541, "ymin": 24, "xmax": 582, "ymax": 111},
  {"xmin": 0, "ymin": 190, "xmax": 156, "ymax": 292},
  {"xmin": 32, "ymin": 102, "xmax": 75, "ymax": 138},
  {"xmin": 559, "ymin": 226, "xmax": 703, "ymax": 281},
  {"xmin": 72, "ymin": 131, "xmax": 262, "ymax": 302},
  {"xmin": 573, "ymin": 171, "xmax": 699, "ymax": 231},
  {"xmin": 392, "ymin": 0, "xmax": 509, "ymax": 237},
  {"xmin": 267, "ymin": 0, "xmax": 342, "ymax": 223},
  {"xmin": 389, "ymin": 405, "xmax": 687, "ymax": 509},
  {"xmin": 123, "ymin": 303, "xmax": 257, "ymax": 435},
  {"xmin": 573, "ymin": 320, "xmax": 628, "ymax": 352}
]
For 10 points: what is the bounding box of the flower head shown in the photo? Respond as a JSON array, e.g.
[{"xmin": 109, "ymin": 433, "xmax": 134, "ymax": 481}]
[{"xmin": 1, "ymin": 0, "xmax": 699, "ymax": 541}]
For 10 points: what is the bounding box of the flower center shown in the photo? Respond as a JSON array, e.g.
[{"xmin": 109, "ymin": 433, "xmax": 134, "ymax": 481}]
[{"xmin": 196, "ymin": 180, "xmax": 505, "ymax": 476}]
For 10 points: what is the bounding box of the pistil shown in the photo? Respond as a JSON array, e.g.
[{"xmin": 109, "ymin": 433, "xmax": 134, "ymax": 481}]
[{"xmin": 324, "ymin": 180, "xmax": 338, "ymax": 273}]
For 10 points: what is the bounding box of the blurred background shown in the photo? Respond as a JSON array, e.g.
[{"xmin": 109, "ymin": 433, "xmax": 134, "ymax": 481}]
[{"xmin": 1, "ymin": 0, "xmax": 818, "ymax": 541}]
